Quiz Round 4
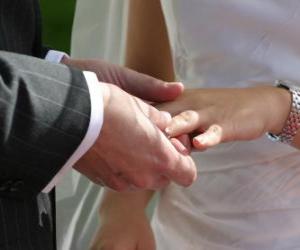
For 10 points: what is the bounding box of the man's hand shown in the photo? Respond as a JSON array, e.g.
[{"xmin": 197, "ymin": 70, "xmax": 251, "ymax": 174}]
[
  {"xmin": 63, "ymin": 57, "xmax": 196, "ymax": 190},
  {"xmin": 74, "ymin": 83, "xmax": 197, "ymax": 191},
  {"xmin": 62, "ymin": 57, "xmax": 183, "ymax": 102}
]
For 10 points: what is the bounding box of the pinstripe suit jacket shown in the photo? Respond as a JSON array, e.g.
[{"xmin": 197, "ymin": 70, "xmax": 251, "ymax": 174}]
[{"xmin": 0, "ymin": 0, "xmax": 91, "ymax": 249}]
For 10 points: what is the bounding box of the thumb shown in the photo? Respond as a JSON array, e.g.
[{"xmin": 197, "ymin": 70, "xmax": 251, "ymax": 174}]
[
  {"xmin": 120, "ymin": 68, "xmax": 184, "ymax": 102},
  {"xmin": 193, "ymin": 124, "xmax": 224, "ymax": 150}
]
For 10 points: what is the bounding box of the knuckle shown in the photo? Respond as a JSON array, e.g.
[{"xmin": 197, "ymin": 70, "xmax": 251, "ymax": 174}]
[
  {"xmin": 116, "ymin": 182, "xmax": 130, "ymax": 192},
  {"xmin": 180, "ymin": 110, "xmax": 196, "ymax": 121},
  {"xmin": 170, "ymin": 118, "xmax": 182, "ymax": 130},
  {"xmin": 180, "ymin": 110, "xmax": 198, "ymax": 122},
  {"xmin": 106, "ymin": 178, "xmax": 126, "ymax": 192},
  {"xmin": 113, "ymin": 185, "xmax": 128, "ymax": 192},
  {"xmin": 133, "ymin": 176, "xmax": 152, "ymax": 189},
  {"xmin": 147, "ymin": 106, "xmax": 159, "ymax": 121}
]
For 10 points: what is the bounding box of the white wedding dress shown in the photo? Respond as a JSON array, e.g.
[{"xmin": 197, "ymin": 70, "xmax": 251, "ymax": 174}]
[
  {"xmin": 57, "ymin": 0, "xmax": 300, "ymax": 249},
  {"xmin": 152, "ymin": 1, "xmax": 300, "ymax": 249}
]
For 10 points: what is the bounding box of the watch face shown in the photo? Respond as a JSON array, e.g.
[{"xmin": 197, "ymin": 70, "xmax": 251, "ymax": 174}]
[{"xmin": 266, "ymin": 132, "xmax": 280, "ymax": 142}]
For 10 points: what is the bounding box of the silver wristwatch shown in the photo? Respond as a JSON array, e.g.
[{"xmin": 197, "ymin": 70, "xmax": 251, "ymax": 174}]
[{"xmin": 267, "ymin": 80, "xmax": 300, "ymax": 145}]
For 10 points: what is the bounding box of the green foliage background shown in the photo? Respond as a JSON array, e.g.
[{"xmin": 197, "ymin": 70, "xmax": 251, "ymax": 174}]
[{"xmin": 40, "ymin": 0, "xmax": 76, "ymax": 54}]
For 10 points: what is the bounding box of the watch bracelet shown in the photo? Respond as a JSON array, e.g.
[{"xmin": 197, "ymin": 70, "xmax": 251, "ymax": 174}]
[{"xmin": 268, "ymin": 80, "xmax": 300, "ymax": 144}]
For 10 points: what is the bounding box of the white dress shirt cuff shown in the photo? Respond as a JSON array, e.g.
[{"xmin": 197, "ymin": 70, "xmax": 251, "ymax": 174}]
[
  {"xmin": 44, "ymin": 50, "xmax": 69, "ymax": 63},
  {"xmin": 42, "ymin": 71, "xmax": 104, "ymax": 193}
]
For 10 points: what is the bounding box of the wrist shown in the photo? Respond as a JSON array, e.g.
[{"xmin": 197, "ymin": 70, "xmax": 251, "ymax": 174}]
[
  {"xmin": 99, "ymin": 190, "xmax": 151, "ymax": 218},
  {"xmin": 99, "ymin": 201, "xmax": 147, "ymax": 224},
  {"xmin": 60, "ymin": 57, "xmax": 88, "ymax": 70},
  {"xmin": 60, "ymin": 55, "xmax": 70, "ymax": 65},
  {"xmin": 267, "ymin": 85, "xmax": 292, "ymax": 135}
]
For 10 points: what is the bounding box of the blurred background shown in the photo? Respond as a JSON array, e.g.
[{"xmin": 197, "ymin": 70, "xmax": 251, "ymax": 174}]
[{"xmin": 40, "ymin": 0, "xmax": 76, "ymax": 53}]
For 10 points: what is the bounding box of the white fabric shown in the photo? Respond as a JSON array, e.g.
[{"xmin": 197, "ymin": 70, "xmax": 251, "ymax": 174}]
[
  {"xmin": 71, "ymin": 0, "xmax": 128, "ymax": 63},
  {"xmin": 56, "ymin": 1, "xmax": 129, "ymax": 249},
  {"xmin": 151, "ymin": 1, "xmax": 300, "ymax": 249},
  {"xmin": 42, "ymin": 53, "xmax": 104, "ymax": 193},
  {"xmin": 44, "ymin": 50, "xmax": 69, "ymax": 63},
  {"xmin": 57, "ymin": 1, "xmax": 300, "ymax": 250}
]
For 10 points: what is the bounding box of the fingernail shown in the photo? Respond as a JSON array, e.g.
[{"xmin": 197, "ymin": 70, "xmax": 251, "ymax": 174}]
[
  {"xmin": 211, "ymin": 125, "xmax": 220, "ymax": 134},
  {"xmin": 193, "ymin": 138, "xmax": 200, "ymax": 147},
  {"xmin": 194, "ymin": 137, "xmax": 206, "ymax": 146},
  {"xmin": 169, "ymin": 82, "xmax": 184, "ymax": 88}
]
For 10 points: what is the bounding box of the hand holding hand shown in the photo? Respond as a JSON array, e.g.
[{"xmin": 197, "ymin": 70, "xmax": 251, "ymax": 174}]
[
  {"xmin": 63, "ymin": 57, "xmax": 197, "ymax": 191},
  {"xmin": 158, "ymin": 86, "xmax": 291, "ymax": 150},
  {"xmin": 74, "ymin": 83, "xmax": 197, "ymax": 191},
  {"xmin": 62, "ymin": 57, "xmax": 183, "ymax": 102}
]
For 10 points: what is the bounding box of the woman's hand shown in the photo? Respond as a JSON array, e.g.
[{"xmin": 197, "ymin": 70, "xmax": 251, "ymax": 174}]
[
  {"xmin": 90, "ymin": 211, "xmax": 155, "ymax": 250},
  {"xmin": 157, "ymin": 86, "xmax": 291, "ymax": 150}
]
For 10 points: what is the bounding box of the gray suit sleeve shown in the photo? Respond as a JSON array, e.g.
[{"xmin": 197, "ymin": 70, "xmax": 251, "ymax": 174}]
[{"xmin": 0, "ymin": 51, "xmax": 91, "ymax": 197}]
